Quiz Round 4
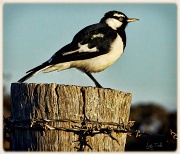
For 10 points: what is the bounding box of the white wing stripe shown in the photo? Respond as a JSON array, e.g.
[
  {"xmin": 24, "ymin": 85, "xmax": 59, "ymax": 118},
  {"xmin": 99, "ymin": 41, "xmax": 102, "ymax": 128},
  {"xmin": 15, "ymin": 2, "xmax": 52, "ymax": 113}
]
[
  {"xmin": 62, "ymin": 43, "xmax": 98, "ymax": 56},
  {"xmin": 91, "ymin": 33, "xmax": 104, "ymax": 39}
]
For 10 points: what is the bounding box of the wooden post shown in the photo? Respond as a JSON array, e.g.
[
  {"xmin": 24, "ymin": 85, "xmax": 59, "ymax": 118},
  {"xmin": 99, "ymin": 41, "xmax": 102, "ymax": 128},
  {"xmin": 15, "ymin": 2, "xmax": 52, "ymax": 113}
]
[{"xmin": 10, "ymin": 83, "xmax": 132, "ymax": 151}]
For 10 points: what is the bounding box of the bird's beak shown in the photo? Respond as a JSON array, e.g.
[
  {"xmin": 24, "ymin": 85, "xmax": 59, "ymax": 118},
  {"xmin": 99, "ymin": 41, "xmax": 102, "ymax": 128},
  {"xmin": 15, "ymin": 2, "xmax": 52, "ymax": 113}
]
[{"xmin": 127, "ymin": 18, "xmax": 139, "ymax": 22}]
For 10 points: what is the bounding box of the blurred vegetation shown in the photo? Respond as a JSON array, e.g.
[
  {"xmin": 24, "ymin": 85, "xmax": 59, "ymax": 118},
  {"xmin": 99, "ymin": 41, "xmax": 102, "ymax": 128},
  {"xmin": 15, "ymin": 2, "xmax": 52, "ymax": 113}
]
[
  {"xmin": 3, "ymin": 74, "xmax": 11, "ymax": 150},
  {"xmin": 125, "ymin": 104, "xmax": 177, "ymax": 151}
]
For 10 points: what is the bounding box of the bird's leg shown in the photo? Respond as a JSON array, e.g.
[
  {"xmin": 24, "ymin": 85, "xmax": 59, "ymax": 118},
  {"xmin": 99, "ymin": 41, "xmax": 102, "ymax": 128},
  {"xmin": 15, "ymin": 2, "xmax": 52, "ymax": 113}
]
[{"xmin": 85, "ymin": 72, "xmax": 103, "ymax": 88}]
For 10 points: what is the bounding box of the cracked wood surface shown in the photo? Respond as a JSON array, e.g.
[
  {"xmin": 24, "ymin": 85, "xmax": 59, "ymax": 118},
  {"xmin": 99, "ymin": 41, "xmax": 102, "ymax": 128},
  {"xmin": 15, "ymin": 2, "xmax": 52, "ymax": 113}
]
[{"xmin": 10, "ymin": 83, "xmax": 132, "ymax": 151}]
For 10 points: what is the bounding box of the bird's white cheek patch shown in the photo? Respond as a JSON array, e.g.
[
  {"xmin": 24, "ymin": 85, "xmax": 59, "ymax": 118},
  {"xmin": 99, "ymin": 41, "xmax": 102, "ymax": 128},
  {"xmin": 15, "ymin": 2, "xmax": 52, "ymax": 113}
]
[
  {"xmin": 105, "ymin": 18, "xmax": 123, "ymax": 30},
  {"xmin": 62, "ymin": 43, "xmax": 98, "ymax": 56}
]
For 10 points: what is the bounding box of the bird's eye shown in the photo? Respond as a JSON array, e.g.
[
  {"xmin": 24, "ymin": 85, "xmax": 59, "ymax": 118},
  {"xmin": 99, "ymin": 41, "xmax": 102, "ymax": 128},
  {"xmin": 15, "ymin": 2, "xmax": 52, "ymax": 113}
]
[{"xmin": 119, "ymin": 17, "xmax": 123, "ymax": 21}]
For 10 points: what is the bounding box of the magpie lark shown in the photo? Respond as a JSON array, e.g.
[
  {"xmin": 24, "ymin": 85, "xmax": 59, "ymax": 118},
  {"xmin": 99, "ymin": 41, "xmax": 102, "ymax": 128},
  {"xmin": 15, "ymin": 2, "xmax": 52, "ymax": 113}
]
[{"xmin": 18, "ymin": 10, "xmax": 138, "ymax": 88}]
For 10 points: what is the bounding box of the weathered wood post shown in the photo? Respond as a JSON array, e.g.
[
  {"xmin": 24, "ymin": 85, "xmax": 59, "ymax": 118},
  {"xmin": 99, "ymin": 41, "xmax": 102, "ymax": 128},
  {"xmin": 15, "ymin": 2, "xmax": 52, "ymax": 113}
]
[{"xmin": 10, "ymin": 83, "xmax": 132, "ymax": 151}]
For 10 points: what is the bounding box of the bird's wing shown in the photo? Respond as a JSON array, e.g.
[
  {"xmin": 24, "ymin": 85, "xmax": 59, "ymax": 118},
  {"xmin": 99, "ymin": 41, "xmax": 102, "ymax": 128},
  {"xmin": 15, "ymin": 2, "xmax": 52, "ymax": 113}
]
[{"xmin": 49, "ymin": 23, "xmax": 117, "ymax": 64}]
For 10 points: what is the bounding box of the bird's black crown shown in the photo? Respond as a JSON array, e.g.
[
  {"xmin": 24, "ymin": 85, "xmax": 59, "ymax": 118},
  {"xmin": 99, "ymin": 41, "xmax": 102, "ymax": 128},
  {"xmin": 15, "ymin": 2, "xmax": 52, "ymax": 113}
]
[{"xmin": 100, "ymin": 11, "xmax": 127, "ymax": 21}]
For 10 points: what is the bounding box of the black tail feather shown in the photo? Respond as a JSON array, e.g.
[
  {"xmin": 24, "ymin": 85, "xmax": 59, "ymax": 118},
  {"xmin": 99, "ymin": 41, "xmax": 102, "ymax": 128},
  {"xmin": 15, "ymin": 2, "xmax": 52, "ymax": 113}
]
[
  {"xmin": 18, "ymin": 61, "xmax": 50, "ymax": 83},
  {"xmin": 18, "ymin": 71, "xmax": 37, "ymax": 83}
]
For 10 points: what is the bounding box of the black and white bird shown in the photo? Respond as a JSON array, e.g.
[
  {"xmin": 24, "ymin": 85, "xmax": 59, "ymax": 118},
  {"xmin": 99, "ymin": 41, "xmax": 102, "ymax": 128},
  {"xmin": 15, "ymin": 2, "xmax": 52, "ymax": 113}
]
[{"xmin": 18, "ymin": 10, "xmax": 138, "ymax": 88}]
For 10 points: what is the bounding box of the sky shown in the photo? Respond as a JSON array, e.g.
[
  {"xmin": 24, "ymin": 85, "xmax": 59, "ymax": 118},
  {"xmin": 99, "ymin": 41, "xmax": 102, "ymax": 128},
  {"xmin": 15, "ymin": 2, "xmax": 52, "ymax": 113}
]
[{"xmin": 3, "ymin": 3, "xmax": 177, "ymax": 111}]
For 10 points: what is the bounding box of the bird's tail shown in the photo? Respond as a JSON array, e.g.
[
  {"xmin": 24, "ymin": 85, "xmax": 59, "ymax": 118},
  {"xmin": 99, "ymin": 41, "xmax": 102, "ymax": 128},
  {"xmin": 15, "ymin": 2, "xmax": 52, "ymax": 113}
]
[{"xmin": 18, "ymin": 61, "xmax": 50, "ymax": 83}]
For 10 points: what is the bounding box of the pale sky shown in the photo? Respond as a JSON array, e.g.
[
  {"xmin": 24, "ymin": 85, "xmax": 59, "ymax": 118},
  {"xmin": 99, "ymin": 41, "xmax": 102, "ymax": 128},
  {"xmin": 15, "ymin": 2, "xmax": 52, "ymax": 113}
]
[{"xmin": 3, "ymin": 3, "xmax": 177, "ymax": 111}]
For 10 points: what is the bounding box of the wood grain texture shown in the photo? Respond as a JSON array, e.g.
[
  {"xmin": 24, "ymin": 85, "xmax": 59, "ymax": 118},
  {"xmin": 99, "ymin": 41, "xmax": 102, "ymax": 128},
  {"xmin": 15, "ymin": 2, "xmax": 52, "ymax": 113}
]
[{"xmin": 10, "ymin": 83, "xmax": 132, "ymax": 151}]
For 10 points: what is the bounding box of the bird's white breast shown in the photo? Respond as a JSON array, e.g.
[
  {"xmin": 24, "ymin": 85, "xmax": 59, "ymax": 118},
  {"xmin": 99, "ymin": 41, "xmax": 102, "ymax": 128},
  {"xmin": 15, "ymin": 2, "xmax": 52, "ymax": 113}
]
[{"xmin": 72, "ymin": 34, "xmax": 124, "ymax": 72}]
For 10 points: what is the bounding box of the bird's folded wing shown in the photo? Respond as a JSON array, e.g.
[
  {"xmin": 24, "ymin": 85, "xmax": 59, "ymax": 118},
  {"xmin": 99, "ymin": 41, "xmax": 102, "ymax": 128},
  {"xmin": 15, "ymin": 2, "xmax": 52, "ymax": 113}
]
[{"xmin": 49, "ymin": 23, "xmax": 117, "ymax": 64}]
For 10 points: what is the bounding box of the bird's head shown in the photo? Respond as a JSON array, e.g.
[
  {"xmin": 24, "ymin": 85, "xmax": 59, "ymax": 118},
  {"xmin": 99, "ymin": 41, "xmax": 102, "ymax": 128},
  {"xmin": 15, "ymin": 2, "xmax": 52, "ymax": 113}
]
[{"xmin": 100, "ymin": 10, "xmax": 139, "ymax": 30}]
